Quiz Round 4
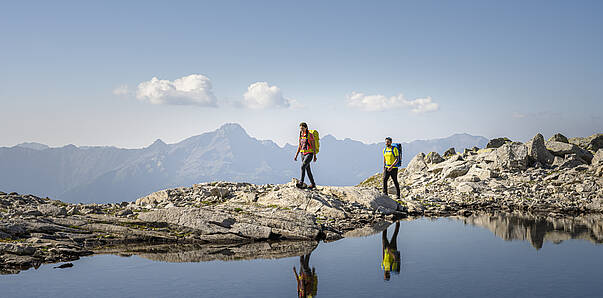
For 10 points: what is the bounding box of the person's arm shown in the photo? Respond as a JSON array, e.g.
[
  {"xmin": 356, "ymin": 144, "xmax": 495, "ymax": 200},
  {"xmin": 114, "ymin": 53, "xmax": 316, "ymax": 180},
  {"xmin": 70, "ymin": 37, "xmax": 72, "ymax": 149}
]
[{"xmin": 294, "ymin": 138, "xmax": 300, "ymax": 161}]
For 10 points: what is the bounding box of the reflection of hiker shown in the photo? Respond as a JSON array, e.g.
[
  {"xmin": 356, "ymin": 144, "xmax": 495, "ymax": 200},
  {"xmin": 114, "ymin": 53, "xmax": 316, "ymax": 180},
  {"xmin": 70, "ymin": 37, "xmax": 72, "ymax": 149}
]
[
  {"xmin": 293, "ymin": 252, "xmax": 318, "ymax": 298},
  {"xmin": 294, "ymin": 122, "xmax": 318, "ymax": 189},
  {"xmin": 381, "ymin": 221, "xmax": 401, "ymax": 281},
  {"xmin": 383, "ymin": 137, "xmax": 401, "ymax": 200}
]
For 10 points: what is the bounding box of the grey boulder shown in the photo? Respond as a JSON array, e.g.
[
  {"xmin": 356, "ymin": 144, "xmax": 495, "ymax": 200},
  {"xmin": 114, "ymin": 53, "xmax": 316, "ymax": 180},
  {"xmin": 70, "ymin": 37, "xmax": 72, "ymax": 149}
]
[
  {"xmin": 526, "ymin": 133, "xmax": 554, "ymax": 165},
  {"xmin": 493, "ymin": 142, "xmax": 529, "ymax": 171},
  {"xmin": 546, "ymin": 141, "xmax": 593, "ymax": 163},
  {"xmin": 486, "ymin": 137, "xmax": 511, "ymax": 149},
  {"xmin": 406, "ymin": 153, "xmax": 428, "ymax": 174}
]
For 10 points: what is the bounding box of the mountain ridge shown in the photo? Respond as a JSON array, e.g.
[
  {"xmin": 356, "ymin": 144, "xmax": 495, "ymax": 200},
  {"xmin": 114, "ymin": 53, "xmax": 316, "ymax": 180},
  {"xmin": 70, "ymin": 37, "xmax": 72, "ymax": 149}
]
[{"xmin": 0, "ymin": 123, "xmax": 488, "ymax": 203}]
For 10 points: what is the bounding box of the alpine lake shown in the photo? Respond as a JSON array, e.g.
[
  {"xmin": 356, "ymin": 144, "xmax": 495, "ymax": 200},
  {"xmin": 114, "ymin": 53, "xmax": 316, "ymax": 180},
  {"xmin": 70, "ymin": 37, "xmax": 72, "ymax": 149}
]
[{"xmin": 2, "ymin": 213, "xmax": 602, "ymax": 298}]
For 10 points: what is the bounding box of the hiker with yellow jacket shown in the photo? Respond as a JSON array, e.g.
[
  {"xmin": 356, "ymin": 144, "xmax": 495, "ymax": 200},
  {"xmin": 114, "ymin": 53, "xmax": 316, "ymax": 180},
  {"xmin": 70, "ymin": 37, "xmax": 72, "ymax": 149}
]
[{"xmin": 383, "ymin": 137, "xmax": 401, "ymax": 200}]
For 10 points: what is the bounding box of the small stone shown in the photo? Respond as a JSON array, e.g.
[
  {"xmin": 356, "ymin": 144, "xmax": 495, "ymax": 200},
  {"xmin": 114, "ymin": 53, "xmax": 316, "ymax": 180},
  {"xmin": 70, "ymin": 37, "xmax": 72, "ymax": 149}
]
[{"xmin": 37, "ymin": 204, "xmax": 67, "ymax": 216}]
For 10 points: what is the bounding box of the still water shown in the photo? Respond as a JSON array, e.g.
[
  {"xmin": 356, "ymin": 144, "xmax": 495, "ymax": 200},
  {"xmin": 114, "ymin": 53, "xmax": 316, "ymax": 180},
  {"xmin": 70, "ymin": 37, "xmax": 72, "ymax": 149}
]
[{"xmin": 2, "ymin": 213, "xmax": 602, "ymax": 298}]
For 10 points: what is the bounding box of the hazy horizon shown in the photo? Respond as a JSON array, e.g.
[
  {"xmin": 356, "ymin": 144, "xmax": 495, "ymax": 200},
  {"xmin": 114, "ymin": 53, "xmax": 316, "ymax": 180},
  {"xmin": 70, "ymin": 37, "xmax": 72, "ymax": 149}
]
[{"xmin": 5, "ymin": 122, "xmax": 498, "ymax": 150}]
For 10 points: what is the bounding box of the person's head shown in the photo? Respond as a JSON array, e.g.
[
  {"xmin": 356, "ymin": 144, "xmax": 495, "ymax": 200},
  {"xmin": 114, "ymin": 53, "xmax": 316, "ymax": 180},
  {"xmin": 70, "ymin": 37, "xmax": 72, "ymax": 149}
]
[
  {"xmin": 384, "ymin": 270, "xmax": 391, "ymax": 281},
  {"xmin": 300, "ymin": 122, "xmax": 308, "ymax": 133},
  {"xmin": 385, "ymin": 137, "xmax": 392, "ymax": 146}
]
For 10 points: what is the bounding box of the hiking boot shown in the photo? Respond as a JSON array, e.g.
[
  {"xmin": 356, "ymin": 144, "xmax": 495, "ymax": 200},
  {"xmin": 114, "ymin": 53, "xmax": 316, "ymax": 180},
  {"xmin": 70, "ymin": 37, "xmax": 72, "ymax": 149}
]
[{"xmin": 308, "ymin": 184, "xmax": 316, "ymax": 189}]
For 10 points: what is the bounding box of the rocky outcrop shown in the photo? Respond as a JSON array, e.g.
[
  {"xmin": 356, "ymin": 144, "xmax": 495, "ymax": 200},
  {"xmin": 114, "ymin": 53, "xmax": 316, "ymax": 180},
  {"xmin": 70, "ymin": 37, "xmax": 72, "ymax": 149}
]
[
  {"xmin": 546, "ymin": 141, "xmax": 593, "ymax": 163},
  {"xmin": 359, "ymin": 132, "xmax": 603, "ymax": 218},
  {"xmin": 0, "ymin": 180, "xmax": 405, "ymax": 274}
]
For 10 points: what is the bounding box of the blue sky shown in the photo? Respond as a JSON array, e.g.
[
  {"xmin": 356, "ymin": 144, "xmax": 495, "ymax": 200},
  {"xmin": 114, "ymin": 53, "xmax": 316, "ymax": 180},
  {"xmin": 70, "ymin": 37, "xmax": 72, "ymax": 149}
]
[{"xmin": 1, "ymin": 0, "xmax": 601, "ymax": 148}]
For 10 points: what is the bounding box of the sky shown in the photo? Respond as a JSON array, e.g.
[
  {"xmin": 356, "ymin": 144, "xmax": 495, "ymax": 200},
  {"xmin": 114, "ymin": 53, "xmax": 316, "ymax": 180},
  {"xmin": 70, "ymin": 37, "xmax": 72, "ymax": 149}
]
[{"xmin": 1, "ymin": 0, "xmax": 602, "ymax": 148}]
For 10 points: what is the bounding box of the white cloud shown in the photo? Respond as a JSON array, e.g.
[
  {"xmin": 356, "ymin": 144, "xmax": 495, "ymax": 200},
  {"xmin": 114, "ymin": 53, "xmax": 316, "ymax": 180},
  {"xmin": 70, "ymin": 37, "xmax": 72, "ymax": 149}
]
[
  {"xmin": 242, "ymin": 82, "xmax": 293, "ymax": 109},
  {"xmin": 136, "ymin": 74, "xmax": 217, "ymax": 107},
  {"xmin": 346, "ymin": 92, "xmax": 439, "ymax": 113},
  {"xmin": 112, "ymin": 84, "xmax": 130, "ymax": 96}
]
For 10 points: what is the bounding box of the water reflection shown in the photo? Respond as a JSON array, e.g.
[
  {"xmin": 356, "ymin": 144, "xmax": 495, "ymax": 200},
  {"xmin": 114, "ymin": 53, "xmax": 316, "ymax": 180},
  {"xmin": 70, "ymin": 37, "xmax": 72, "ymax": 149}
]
[
  {"xmin": 93, "ymin": 240, "xmax": 319, "ymax": 263},
  {"xmin": 293, "ymin": 252, "xmax": 318, "ymax": 298},
  {"xmin": 462, "ymin": 212, "xmax": 603, "ymax": 249},
  {"xmin": 381, "ymin": 221, "xmax": 401, "ymax": 281}
]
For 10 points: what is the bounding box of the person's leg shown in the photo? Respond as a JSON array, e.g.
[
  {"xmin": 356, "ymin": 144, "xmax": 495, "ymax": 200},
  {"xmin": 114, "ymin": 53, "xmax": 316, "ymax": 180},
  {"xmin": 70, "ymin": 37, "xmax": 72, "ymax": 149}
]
[
  {"xmin": 391, "ymin": 168, "xmax": 400, "ymax": 199},
  {"xmin": 303, "ymin": 253, "xmax": 310, "ymax": 269},
  {"xmin": 382, "ymin": 229, "xmax": 389, "ymax": 249},
  {"xmin": 300, "ymin": 155, "xmax": 309, "ymax": 183},
  {"xmin": 305, "ymin": 154, "xmax": 316, "ymax": 186},
  {"xmin": 382, "ymin": 168, "xmax": 390, "ymax": 195},
  {"xmin": 390, "ymin": 221, "xmax": 400, "ymax": 250}
]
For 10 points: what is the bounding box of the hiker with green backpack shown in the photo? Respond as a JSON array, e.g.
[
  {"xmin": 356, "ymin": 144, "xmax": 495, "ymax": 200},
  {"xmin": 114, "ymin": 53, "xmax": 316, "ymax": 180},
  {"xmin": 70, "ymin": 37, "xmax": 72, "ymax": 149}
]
[
  {"xmin": 294, "ymin": 122, "xmax": 319, "ymax": 189},
  {"xmin": 383, "ymin": 137, "xmax": 401, "ymax": 200}
]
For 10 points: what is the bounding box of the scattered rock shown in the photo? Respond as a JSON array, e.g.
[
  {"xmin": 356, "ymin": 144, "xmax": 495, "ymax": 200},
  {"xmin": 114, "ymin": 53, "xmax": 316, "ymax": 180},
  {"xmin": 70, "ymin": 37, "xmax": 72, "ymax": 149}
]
[
  {"xmin": 37, "ymin": 204, "xmax": 67, "ymax": 217},
  {"xmin": 568, "ymin": 133, "xmax": 603, "ymax": 152},
  {"xmin": 486, "ymin": 137, "xmax": 511, "ymax": 149},
  {"xmin": 591, "ymin": 149, "xmax": 603, "ymax": 166},
  {"xmin": 556, "ymin": 154, "xmax": 587, "ymax": 169},
  {"xmin": 424, "ymin": 152, "xmax": 444, "ymax": 164},
  {"xmin": 443, "ymin": 148, "xmax": 456, "ymax": 158},
  {"xmin": 548, "ymin": 133, "xmax": 569, "ymax": 143}
]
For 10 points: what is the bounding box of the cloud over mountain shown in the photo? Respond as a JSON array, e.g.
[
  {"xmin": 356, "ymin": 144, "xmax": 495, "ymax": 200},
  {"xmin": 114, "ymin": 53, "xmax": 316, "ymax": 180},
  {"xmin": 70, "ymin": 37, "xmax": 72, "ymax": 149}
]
[
  {"xmin": 136, "ymin": 74, "xmax": 218, "ymax": 107},
  {"xmin": 347, "ymin": 92, "xmax": 439, "ymax": 113},
  {"xmin": 242, "ymin": 82, "xmax": 293, "ymax": 109}
]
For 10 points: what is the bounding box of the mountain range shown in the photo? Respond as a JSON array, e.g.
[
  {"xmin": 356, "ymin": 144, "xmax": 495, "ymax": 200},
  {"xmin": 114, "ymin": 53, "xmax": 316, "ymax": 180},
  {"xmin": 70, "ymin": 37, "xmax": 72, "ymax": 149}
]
[{"xmin": 0, "ymin": 123, "xmax": 487, "ymax": 203}]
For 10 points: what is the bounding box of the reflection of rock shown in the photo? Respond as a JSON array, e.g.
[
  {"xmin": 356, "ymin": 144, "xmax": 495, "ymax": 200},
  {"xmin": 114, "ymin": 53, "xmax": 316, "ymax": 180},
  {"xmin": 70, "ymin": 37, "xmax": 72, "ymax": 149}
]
[
  {"xmin": 95, "ymin": 241, "xmax": 318, "ymax": 263},
  {"xmin": 462, "ymin": 212, "xmax": 603, "ymax": 249},
  {"xmin": 342, "ymin": 221, "xmax": 391, "ymax": 238}
]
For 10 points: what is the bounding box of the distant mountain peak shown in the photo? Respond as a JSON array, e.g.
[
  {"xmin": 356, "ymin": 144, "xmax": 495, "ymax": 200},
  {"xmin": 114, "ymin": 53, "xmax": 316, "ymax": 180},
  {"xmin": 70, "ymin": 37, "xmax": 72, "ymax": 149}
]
[
  {"xmin": 218, "ymin": 122, "xmax": 244, "ymax": 131},
  {"xmin": 150, "ymin": 138, "xmax": 167, "ymax": 146},
  {"xmin": 147, "ymin": 139, "xmax": 168, "ymax": 150},
  {"xmin": 215, "ymin": 123, "xmax": 249, "ymax": 137}
]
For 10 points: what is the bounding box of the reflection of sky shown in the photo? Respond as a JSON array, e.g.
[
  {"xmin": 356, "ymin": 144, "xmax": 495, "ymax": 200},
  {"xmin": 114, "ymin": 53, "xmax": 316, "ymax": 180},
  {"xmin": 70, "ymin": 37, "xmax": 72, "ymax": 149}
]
[{"xmin": 2, "ymin": 218, "xmax": 602, "ymax": 297}]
